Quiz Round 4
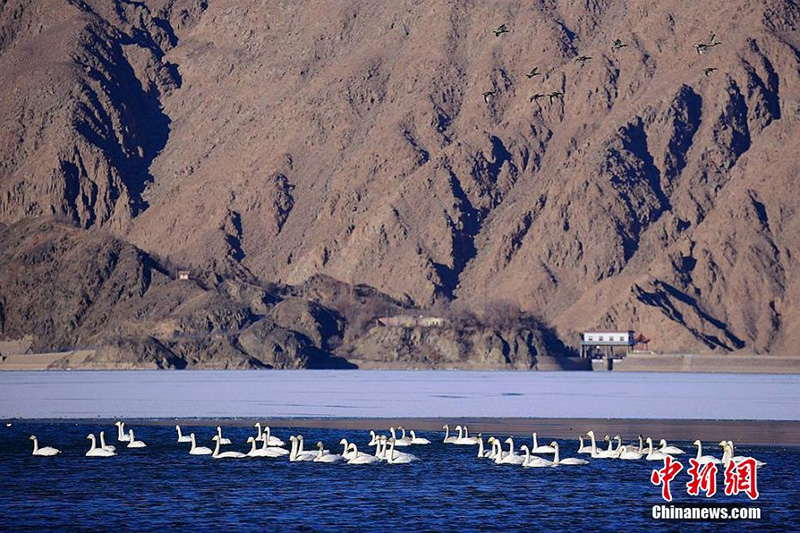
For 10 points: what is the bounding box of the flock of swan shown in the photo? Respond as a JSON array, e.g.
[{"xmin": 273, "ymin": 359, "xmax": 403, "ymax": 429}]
[{"xmin": 26, "ymin": 422, "xmax": 764, "ymax": 469}]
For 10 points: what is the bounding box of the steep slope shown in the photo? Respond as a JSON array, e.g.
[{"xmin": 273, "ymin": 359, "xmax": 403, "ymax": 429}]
[{"xmin": 2, "ymin": 0, "xmax": 800, "ymax": 356}]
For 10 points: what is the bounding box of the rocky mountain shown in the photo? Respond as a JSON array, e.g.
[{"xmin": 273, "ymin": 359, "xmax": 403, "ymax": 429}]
[{"xmin": 1, "ymin": 0, "xmax": 799, "ymax": 363}]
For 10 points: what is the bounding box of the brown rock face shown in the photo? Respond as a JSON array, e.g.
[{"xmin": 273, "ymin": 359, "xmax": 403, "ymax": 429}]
[{"xmin": 2, "ymin": 0, "xmax": 800, "ymax": 357}]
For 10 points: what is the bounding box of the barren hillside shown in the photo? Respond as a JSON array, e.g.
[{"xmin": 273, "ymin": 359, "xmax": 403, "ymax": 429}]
[{"xmin": 2, "ymin": 0, "xmax": 800, "ymax": 360}]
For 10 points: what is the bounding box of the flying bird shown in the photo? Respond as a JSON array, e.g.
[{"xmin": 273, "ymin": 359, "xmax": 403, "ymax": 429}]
[
  {"xmin": 703, "ymin": 67, "xmax": 718, "ymax": 76},
  {"xmin": 529, "ymin": 93, "xmax": 546, "ymax": 102},
  {"xmin": 482, "ymin": 90, "xmax": 497, "ymax": 103},
  {"xmin": 612, "ymin": 39, "xmax": 627, "ymax": 51},
  {"xmin": 696, "ymin": 34, "xmax": 721, "ymax": 55},
  {"xmin": 548, "ymin": 91, "xmax": 564, "ymax": 103},
  {"xmin": 493, "ymin": 24, "xmax": 510, "ymax": 37},
  {"xmin": 575, "ymin": 55, "xmax": 592, "ymax": 64},
  {"xmin": 709, "ymin": 34, "xmax": 721, "ymax": 47},
  {"xmin": 526, "ymin": 66, "xmax": 541, "ymax": 79}
]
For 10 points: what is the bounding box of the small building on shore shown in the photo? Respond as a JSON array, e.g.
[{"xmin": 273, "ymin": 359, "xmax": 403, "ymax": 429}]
[
  {"xmin": 177, "ymin": 270, "xmax": 191, "ymax": 281},
  {"xmin": 579, "ymin": 330, "xmax": 635, "ymax": 358}
]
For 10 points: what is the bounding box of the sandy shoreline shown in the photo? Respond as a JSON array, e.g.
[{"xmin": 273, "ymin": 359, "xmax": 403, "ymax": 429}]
[{"xmin": 12, "ymin": 417, "xmax": 800, "ymax": 446}]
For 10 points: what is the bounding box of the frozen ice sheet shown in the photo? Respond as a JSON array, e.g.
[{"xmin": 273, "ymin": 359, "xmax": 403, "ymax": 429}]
[{"xmin": 1, "ymin": 370, "xmax": 798, "ymax": 420}]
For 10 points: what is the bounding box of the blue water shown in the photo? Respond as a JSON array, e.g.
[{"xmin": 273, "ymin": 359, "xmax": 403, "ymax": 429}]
[
  {"xmin": 2, "ymin": 423, "xmax": 798, "ymax": 530},
  {"xmin": 3, "ymin": 371, "xmax": 800, "ymax": 420}
]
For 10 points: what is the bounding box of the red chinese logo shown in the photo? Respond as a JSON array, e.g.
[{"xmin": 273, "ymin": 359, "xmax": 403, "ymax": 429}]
[
  {"xmin": 651, "ymin": 455, "xmax": 684, "ymax": 502},
  {"xmin": 724, "ymin": 458, "xmax": 760, "ymax": 500},
  {"xmin": 686, "ymin": 458, "xmax": 718, "ymax": 497}
]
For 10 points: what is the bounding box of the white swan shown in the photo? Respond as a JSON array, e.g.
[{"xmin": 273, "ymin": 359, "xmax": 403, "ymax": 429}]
[
  {"xmin": 442, "ymin": 424, "xmax": 457, "ymax": 444},
  {"xmin": 176, "ymin": 425, "xmax": 192, "ymax": 443},
  {"xmin": 495, "ymin": 438, "xmax": 525, "ymax": 465},
  {"xmin": 531, "ymin": 432, "xmax": 556, "ymax": 453},
  {"xmin": 246, "ymin": 437, "xmax": 272, "ymax": 458},
  {"xmin": 189, "ymin": 433, "xmax": 212, "ymax": 455},
  {"xmin": 127, "ymin": 429, "xmax": 147, "ymax": 448},
  {"xmin": 520, "ymin": 445, "xmax": 553, "ymax": 468},
  {"xmin": 215, "ymin": 426, "xmax": 231, "ymax": 445},
  {"xmin": 313, "ymin": 442, "xmax": 343, "ymax": 463},
  {"xmin": 577, "ymin": 435, "xmax": 592, "ymax": 454},
  {"xmin": 587, "ymin": 431, "xmax": 616, "ymax": 459},
  {"xmin": 29, "ymin": 435, "xmax": 61, "ymax": 456},
  {"xmin": 453, "ymin": 425, "xmax": 480, "ymax": 445},
  {"xmin": 211, "ymin": 435, "xmax": 246, "ymax": 459},
  {"xmin": 409, "ymin": 430, "xmax": 431, "ymax": 445},
  {"xmin": 263, "ymin": 426, "xmax": 285, "ymax": 447},
  {"xmin": 551, "ymin": 441, "xmax": 589, "ymax": 466},
  {"xmin": 379, "ymin": 436, "xmax": 418, "ymax": 462},
  {"xmin": 616, "ymin": 445, "xmax": 643, "ymax": 460},
  {"xmin": 339, "ymin": 439, "xmax": 357, "ymax": 460},
  {"xmin": 389, "ymin": 427, "xmax": 411, "ymax": 447},
  {"xmin": 609, "ymin": 435, "xmax": 624, "ymax": 457},
  {"xmin": 86, "ymin": 434, "xmax": 115, "ymax": 457},
  {"xmin": 659, "ymin": 439, "xmax": 685, "ymax": 455},
  {"xmin": 386, "ymin": 438, "xmax": 419, "ymax": 464},
  {"xmin": 115, "ymin": 421, "xmax": 131, "ymax": 442},
  {"xmin": 645, "ymin": 437, "xmax": 670, "ymax": 461},
  {"xmin": 346, "ymin": 443, "xmax": 379, "ymax": 465},
  {"xmin": 288, "ymin": 436, "xmax": 317, "ymax": 462},
  {"xmin": 721, "ymin": 441, "xmax": 765, "ymax": 467},
  {"xmin": 99, "ymin": 431, "xmax": 116, "ymax": 452},
  {"xmin": 476, "ymin": 434, "xmax": 493, "ymax": 458},
  {"xmin": 690, "ymin": 440, "xmax": 721, "ymax": 464}
]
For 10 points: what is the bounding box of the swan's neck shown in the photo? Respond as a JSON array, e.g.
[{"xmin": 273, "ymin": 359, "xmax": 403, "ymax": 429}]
[
  {"xmin": 32, "ymin": 438, "xmax": 39, "ymax": 453},
  {"xmin": 695, "ymin": 442, "xmax": 703, "ymax": 459},
  {"xmin": 443, "ymin": 425, "xmax": 450, "ymax": 441},
  {"xmin": 298, "ymin": 437, "xmax": 305, "ymax": 453},
  {"xmin": 647, "ymin": 440, "xmax": 654, "ymax": 454},
  {"xmin": 463, "ymin": 426, "xmax": 469, "ymax": 438},
  {"xmin": 507, "ymin": 439, "xmax": 515, "ymax": 455},
  {"xmin": 100, "ymin": 432, "xmax": 107, "ymax": 448},
  {"xmin": 533, "ymin": 433, "xmax": 538, "ymax": 448},
  {"xmin": 589, "ymin": 433, "xmax": 597, "ymax": 450},
  {"xmin": 638, "ymin": 436, "xmax": 644, "ymax": 453},
  {"xmin": 213, "ymin": 437, "xmax": 221, "ymax": 457},
  {"xmin": 522, "ymin": 447, "xmax": 530, "ymax": 466},
  {"xmin": 553, "ymin": 445, "xmax": 560, "ymax": 464},
  {"xmin": 605, "ymin": 440, "xmax": 613, "ymax": 452},
  {"xmin": 177, "ymin": 426, "xmax": 184, "ymax": 439},
  {"xmin": 456, "ymin": 426, "xmax": 463, "ymax": 439},
  {"xmin": 614, "ymin": 437, "xmax": 622, "ymax": 452},
  {"xmin": 493, "ymin": 441, "xmax": 502, "ymax": 463},
  {"xmin": 477, "ymin": 438, "xmax": 484, "ymax": 457},
  {"xmin": 117, "ymin": 423, "xmax": 124, "ymax": 440},
  {"xmin": 190, "ymin": 434, "xmax": 196, "ymax": 450},
  {"xmin": 249, "ymin": 440, "xmax": 257, "ymax": 454},
  {"xmin": 400, "ymin": 428, "xmax": 406, "ymax": 439},
  {"xmin": 387, "ymin": 441, "xmax": 396, "ymax": 463},
  {"xmin": 265, "ymin": 427, "xmax": 271, "ymax": 441},
  {"xmin": 579, "ymin": 436, "xmax": 584, "ymax": 448},
  {"xmin": 89, "ymin": 435, "xmax": 97, "ymax": 451},
  {"xmin": 721, "ymin": 445, "xmax": 731, "ymax": 464},
  {"xmin": 255, "ymin": 423, "xmax": 262, "ymax": 438},
  {"xmin": 341, "ymin": 440, "xmax": 349, "ymax": 455}
]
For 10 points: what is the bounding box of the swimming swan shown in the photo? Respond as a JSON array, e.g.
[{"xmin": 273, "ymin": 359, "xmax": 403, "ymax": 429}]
[
  {"xmin": 645, "ymin": 437, "xmax": 669, "ymax": 461},
  {"xmin": 246, "ymin": 437, "xmax": 273, "ymax": 457},
  {"xmin": 215, "ymin": 427, "xmax": 232, "ymax": 445},
  {"xmin": 86, "ymin": 434, "xmax": 115, "ymax": 457},
  {"xmin": 115, "ymin": 421, "xmax": 131, "ymax": 442},
  {"xmin": 577, "ymin": 435, "xmax": 591, "ymax": 454},
  {"xmin": 495, "ymin": 438, "xmax": 525, "ymax": 465},
  {"xmin": 126, "ymin": 429, "xmax": 146, "ymax": 448},
  {"xmin": 99, "ymin": 431, "xmax": 116, "ymax": 452},
  {"xmin": 409, "ymin": 430, "xmax": 431, "ymax": 445},
  {"xmin": 339, "ymin": 439, "xmax": 357, "ymax": 460},
  {"xmin": 346, "ymin": 443, "xmax": 379, "ymax": 465},
  {"xmin": 519, "ymin": 445, "xmax": 553, "ymax": 468},
  {"xmin": 379, "ymin": 436, "xmax": 418, "ymax": 462},
  {"xmin": 691, "ymin": 440, "xmax": 721, "ymax": 464},
  {"xmin": 587, "ymin": 431, "xmax": 616, "ymax": 459},
  {"xmin": 386, "ymin": 438, "xmax": 419, "ymax": 464},
  {"xmin": 389, "ymin": 427, "xmax": 411, "ymax": 447},
  {"xmin": 189, "ymin": 433, "xmax": 212, "ymax": 455},
  {"xmin": 453, "ymin": 425, "xmax": 480, "ymax": 445},
  {"xmin": 29, "ymin": 435, "xmax": 60, "ymax": 456},
  {"xmin": 531, "ymin": 432, "xmax": 556, "ymax": 453},
  {"xmin": 616, "ymin": 445, "xmax": 643, "ymax": 460},
  {"xmin": 442, "ymin": 425, "xmax": 457, "ymax": 444},
  {"xmin": 659, "ymin": 439, "xmax": 685, "ymax": 455},
  {"xmin": 476, "ymin": 435, "xmax": 493, "ymax": 458},
  {"xmin": 212, "ymin": 435, "xmax": 246, "ymax": 459},
  {"xmin": 289, "ymin": 436, "xmax": 317, "ymax": 462},
  {"xmin": 176, "ymin": 425, "xmax": 192, "ymax": 443},
  {"xmin": 254, "ymin": 423, "xmax": 285, "ymax": 446},
  {"xmin": 721, "ymin": 441, "xmax": 765, "ymax": 467},
  {"xmin": 314, "ymin": 442, "xmax": 343, "ymax": 463},
  {"xmin": 551, "ymin": 442, "xmax": 589, "ymax": 465}
]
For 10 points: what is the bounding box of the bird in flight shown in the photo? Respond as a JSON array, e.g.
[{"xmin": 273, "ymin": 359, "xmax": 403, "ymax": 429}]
[
  {"xmin": 695, "ymin": 34, "xmax": 721, "ymax": 55},
  {"xmin": 548, "ymin": 91, "xmax": 564, "ymax": 103},
  {"xmin": 612, "ymin": 39, "xmax": 627, "ymax": 51},
  {"xmin": 703, "ymin": 67, "xmax": 718, "ymax": 76},
  {"xmin": 494, "ymin": 24, "xmax": 510, "ymax": 37},
  {"xmin": 529, "ymin": 93, "xmax": 546, "ymax": 102},
  {"xmin": 575, "ymin": 55, "xmax": 592, "ymax": 64},
  {"xmin": 526, "ymin": 66, "xmax": 541, "ymax": 79},
  {"xmin": 482, "ymin": 90, "xmax": 497, "ymax": 103}
]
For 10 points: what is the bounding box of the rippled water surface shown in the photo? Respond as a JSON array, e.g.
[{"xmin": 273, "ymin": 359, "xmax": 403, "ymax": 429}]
[{"xmin": 2, "ymin": 423, "xmax": 798, "ymax": 530}]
